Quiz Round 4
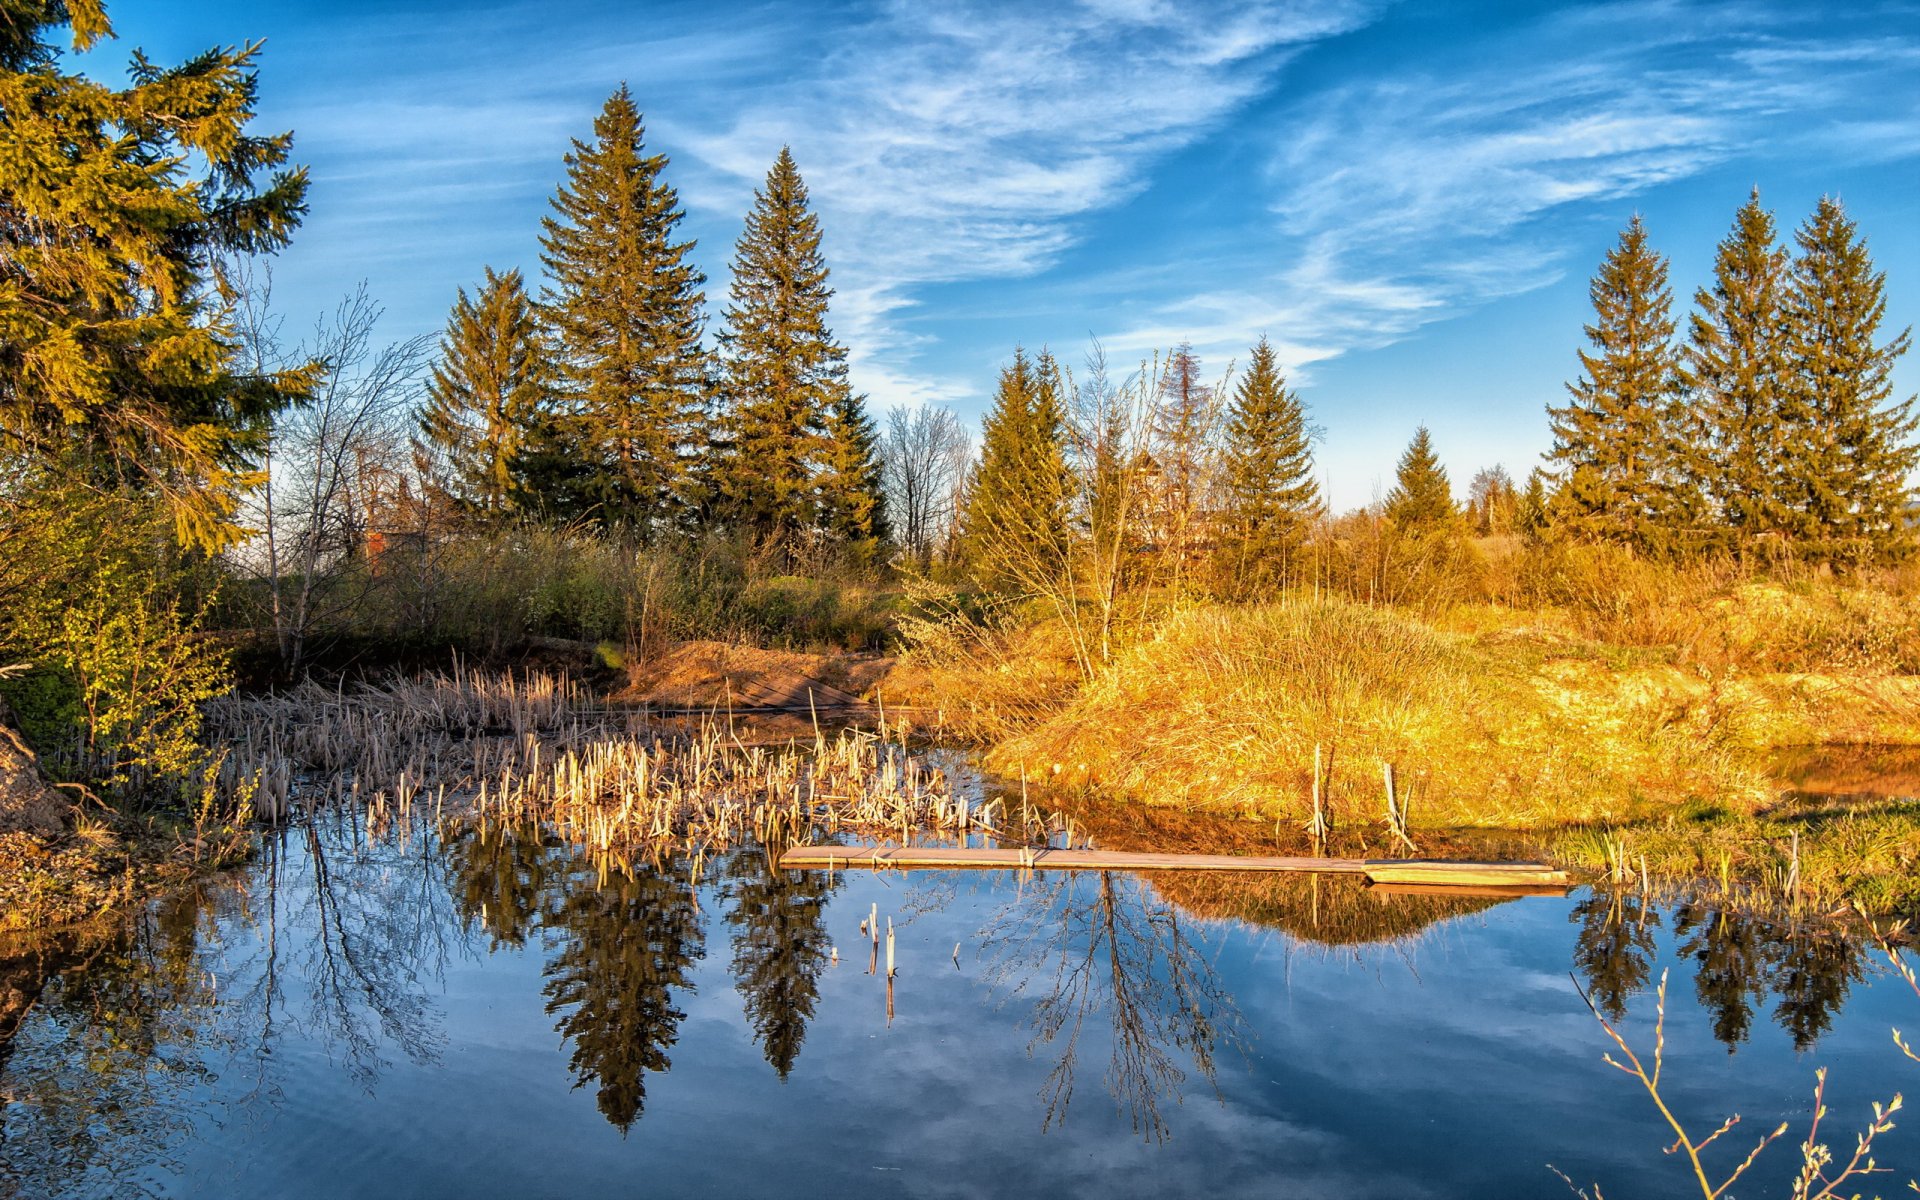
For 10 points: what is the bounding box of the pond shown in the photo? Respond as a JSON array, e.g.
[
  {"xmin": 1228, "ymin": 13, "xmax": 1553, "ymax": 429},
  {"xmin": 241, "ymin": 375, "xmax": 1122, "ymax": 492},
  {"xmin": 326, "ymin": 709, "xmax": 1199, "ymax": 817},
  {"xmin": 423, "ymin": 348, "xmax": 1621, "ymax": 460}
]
[{"xmin": 2, "ymin": 806, "xmax": 1915, "ymax": 1198}]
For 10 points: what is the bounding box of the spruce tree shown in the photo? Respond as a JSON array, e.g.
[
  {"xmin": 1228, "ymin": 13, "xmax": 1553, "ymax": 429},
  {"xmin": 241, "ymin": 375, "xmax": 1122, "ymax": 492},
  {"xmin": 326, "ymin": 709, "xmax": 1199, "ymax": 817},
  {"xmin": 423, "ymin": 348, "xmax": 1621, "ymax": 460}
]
[
  {"xmin": 1779, "ymin": 196, "xmax": 1917, "ymax": 562},
  {"xmin": 419, "ymin": 267, "xmax": 550, "ymax": 516},
  {"xmin": 0, "ymin": 0, "xmax": 313, "ymax": 549},
  {"xmin": 1548, "ymin": 216, "xmax": 1685, "ymax": 552},
  {"xmin": 1516, "ymin": 468, "xmax": 1554, "ymax": 542},
  {"xmin": 716, "ymin": 147, "xmax": 845, "ymax": 547},
  {"xmin": 1679, "ymin": 190, "xmax": 1794, "ymax": 546},
  {"xmin": 816, "ymin": 391, "xmax": 889, "ymax": 564},
  {"xmin": 539, "ymin": 85, "xmax": 708, "ymax": 533},
  {"xmin": 960, "ymin": 348, "xmax": 1073, "ymax": 588},
  {"xmin": 1214, "ymin": 336, "xmax": 1318, "ymax": 594},
  {"xmin": 1384, "ymin": 425, "xmax": 1456, "ymax": 530}
]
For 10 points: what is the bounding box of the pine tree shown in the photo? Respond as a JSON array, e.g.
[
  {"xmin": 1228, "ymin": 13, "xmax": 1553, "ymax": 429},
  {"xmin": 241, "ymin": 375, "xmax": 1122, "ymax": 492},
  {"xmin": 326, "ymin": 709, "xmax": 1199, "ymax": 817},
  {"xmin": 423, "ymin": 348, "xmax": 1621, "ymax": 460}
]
[
  {"xmin": 419, "ymin": 267, "xmax": 549, "ymax": 516},
  {"xmin": 816, "ymin": 391, "xmax": 889, "ymax": 564},
  {"xmin": 1214, "ymin": 336, "xmax": 1318, "ymax": 595},
  {"xmin": 960, "ymin": 348, "xmax": 1073, "ymax": 589},
  {"xmin": 1383, "ymin": 425, "xmax": 1456, "ymax": 530},
  {"xmin": 1548, "ymin": 217, "xmax": 1685, "ymax": 552},
  {"xmin": 1779, "ymin": 196, "xmax": 1917, "ymax": 562},
  {"xmin": 0, "ymin": 0, "xmax": 314, "ymax": 549},
  {"xmin": 1679, "ymin": 190, "xmax": 1794, "ymax": 546},
  {"xmin": 1516, "ymin": 468, "xmax": 1554, "ymax": 542},
  {"xmin": 716, "ymin": 147, "xmax": 847, "ymax": 548},
  {"xmin": 539, "ymin": 85, "xmax": 708, "ymax": 533}
]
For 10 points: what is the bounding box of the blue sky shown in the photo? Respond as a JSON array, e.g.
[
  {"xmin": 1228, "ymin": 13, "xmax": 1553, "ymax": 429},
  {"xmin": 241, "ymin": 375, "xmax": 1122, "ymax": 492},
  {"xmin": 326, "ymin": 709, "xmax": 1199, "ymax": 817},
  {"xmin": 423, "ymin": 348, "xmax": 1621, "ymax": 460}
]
[{"xmin": 93, "ymin": 0, "xmax": 1920, "ymax": 508}]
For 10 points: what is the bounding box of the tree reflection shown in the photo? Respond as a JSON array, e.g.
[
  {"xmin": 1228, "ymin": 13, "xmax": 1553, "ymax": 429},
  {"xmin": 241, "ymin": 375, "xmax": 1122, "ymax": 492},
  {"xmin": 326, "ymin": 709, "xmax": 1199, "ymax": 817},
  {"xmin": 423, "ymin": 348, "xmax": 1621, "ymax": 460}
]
[
  {"xmin": 449, "ymin": 823, "xmax": 558, "ymax": 949},
  {"xmin": 979, "ymin": 870, "xmax": 1242, "ymax": 1143},
  {"xmin": 1, "ymin": 812, "xmax": 460, "ymax": 1197},
  {"xmin": 1674, "ymin": 901, "xmax": 1768, "ymax": 1049},
  {"xmin": 0, "ymin": 896, "xmax": 231, "ymax": 1198},
  {"xmin": 1767, "ymin": 931, "xmax": 1861, "ymax": 1052},
  {"xmin": 538, "ymin": 853, "xmax": 705, "ymax": 1132},
  {"xmin": 1586, "ymin": 893, "xmax": 1866, "ymax": 1053},
  {"xmin": 1570, "ymin": 891, "xmax": 1662, "ymax": 1021},
  {"xmin": 721, "ymin": 847, "xmax": 838, "ymax": 1079}
]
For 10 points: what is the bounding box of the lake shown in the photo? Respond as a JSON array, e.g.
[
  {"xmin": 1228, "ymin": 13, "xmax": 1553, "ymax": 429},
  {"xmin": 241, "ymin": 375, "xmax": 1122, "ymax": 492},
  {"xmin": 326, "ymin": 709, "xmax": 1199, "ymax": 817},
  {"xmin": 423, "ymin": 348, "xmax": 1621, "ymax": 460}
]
[{"xmin": 2, "ymin": 801, "xmax": 1914, "ymax": 1198}]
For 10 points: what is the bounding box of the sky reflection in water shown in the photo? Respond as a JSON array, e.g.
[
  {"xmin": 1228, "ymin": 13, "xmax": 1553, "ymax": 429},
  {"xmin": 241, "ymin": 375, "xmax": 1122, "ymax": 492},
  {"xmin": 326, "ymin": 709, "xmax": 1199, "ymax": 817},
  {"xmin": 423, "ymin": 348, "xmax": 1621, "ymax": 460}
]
[{"xmin": 1, "ymin": 809, "xmax": 1913, "ymax": 1199}]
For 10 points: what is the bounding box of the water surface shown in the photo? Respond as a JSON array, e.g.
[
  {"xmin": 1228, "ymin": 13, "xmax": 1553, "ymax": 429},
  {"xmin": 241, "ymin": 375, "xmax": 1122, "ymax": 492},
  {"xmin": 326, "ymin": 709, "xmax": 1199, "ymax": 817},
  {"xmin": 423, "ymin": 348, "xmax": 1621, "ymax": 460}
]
[{"xmin": 2, "ymin": 808, "xmax": 1914, "ymax": 1199}]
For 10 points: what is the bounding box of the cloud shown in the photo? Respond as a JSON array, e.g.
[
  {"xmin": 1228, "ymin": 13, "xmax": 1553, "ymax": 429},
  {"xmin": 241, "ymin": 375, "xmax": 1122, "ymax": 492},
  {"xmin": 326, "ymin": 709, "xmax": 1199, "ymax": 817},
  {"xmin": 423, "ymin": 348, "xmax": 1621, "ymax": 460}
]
[
  {"xmin": 1098, "ymin": 2, "xmax": 1920, "ymax": 385},
  {"xmin": 662, "ymin": 0, "xmax": 1382, "ymax": 406}
]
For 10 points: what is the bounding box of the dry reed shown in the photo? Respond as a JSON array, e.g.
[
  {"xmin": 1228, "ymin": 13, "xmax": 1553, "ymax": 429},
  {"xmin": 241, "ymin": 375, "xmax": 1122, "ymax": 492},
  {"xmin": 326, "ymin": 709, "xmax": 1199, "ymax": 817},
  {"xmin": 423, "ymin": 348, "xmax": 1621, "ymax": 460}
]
[{"xmin": 206, "ymin": 666, "xmax": 980, "ymax": 857}]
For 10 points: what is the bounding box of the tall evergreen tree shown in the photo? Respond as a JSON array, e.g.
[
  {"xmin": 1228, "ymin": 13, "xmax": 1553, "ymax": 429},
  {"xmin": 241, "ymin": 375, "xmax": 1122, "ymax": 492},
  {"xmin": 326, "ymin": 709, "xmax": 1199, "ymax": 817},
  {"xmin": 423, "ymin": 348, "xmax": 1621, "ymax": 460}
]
[
  {"xmin": 1214, "ymin": 336, "xmax": 1318, "ymax": 594},
  {"xmin": 960, "ymin": 348, "xmax": 1073, "ymax": 588},
  {"xmin": 716, "ymin": 147, "xmax": 847, "ymax": 547},
  {"xmin": 1383, "ymin": 425, "xmax": 1456, "ymax": 530},
  {"xmin": 816, "ymin": 390, "xmax": 890, "ymax": 563},
  {"xmin": 1548, "ymin": 216, "xmax": 1685, "ymax": 551},
  {"xmin": 1679, "ymin": 190, "xmax": 1794, "ymax": 546},
  {"xmin": 538, "ymin": 85, "xmax": 708, "ymax": 533},
  {"xmin": 0, "ymin": 0, "xmax": 313, "ymax": 549},
  {"xmin": 1779, "ymin": 196, "xmax": 1917, "ymax": 562},
  {"xmin": 419, "ymin": 267, "xmax": 549, "ymax": 516}
]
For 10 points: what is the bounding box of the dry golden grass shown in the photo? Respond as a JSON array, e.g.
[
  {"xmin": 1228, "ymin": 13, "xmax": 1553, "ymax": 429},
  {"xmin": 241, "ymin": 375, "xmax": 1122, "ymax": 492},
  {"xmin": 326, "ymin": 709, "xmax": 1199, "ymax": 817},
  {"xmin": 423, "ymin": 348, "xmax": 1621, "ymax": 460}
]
[{"xmin": 988, "ymin": 598, "xmax": 1774, "ymax": 830}]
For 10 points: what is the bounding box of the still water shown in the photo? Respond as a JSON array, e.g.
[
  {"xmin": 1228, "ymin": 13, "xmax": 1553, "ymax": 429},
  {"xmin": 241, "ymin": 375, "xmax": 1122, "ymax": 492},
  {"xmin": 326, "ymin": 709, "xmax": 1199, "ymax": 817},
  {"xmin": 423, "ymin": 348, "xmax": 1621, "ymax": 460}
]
[{"xmin": 2, "ymin": 808, "xmax": 1915, "ymax": 1199}]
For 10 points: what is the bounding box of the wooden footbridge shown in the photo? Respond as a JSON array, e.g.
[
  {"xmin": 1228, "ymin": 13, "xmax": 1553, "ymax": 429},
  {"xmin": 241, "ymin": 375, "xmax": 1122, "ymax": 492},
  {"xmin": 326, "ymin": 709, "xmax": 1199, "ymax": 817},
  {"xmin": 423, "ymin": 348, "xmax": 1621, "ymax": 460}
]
[{"xmin": 778, "ymin": 844, "xmax": 1570, "ymax": 890}]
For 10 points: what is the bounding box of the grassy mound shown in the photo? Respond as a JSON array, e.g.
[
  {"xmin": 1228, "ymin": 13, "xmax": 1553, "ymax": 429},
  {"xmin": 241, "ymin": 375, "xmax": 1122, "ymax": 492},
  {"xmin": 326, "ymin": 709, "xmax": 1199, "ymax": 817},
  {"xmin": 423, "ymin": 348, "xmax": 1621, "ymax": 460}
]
[{"xmin": 989, "ymin": 599, "xmax": 1770, "ymax": 828}]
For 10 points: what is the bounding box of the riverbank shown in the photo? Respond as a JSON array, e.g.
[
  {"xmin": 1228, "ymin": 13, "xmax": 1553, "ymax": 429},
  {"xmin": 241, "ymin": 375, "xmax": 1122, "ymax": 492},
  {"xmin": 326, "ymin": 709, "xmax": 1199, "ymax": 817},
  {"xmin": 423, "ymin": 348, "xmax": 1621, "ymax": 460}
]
[{"xmin": 890, "ymin": 593, "xmax": 1920, "ymax": 918}]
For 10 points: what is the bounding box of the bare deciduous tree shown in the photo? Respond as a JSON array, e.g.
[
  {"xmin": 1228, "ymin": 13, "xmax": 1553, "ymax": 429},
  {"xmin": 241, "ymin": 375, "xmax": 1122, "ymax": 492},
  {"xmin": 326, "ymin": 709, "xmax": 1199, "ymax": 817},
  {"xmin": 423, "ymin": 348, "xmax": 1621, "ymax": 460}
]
[
  {"xmin": 880, "ymin": 403, "xmax": 971, "ymax": 569},
  {"xmin": 231, "ymin": 280, "xmax": 429, "ymax": 667}
]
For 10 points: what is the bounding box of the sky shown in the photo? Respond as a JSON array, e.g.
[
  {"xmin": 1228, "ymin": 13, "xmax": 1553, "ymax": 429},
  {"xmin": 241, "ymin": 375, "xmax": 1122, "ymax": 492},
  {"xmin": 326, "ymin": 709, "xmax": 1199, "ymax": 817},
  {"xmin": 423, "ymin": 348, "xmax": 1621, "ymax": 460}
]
[{"xmin": 88, "ymin": 0, "xmax": 1920, "ymax": 509}]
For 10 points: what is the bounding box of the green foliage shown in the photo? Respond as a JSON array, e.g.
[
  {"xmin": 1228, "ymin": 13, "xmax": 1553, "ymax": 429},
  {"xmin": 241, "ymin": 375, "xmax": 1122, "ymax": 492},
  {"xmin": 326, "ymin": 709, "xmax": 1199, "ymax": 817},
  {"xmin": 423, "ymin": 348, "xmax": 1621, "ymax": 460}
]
[
  {"xmin": 419, "ymin": 266, "xmax": 551, "ymax": 516},
  {"xmin": 1778, "ymin": 196, "xmax": 1917, "ymax": 563},
  {"xmin": 716, "ymin": 148, "xmax": 849, "ymax": 545},
  {"xmin": 0, "ymin": 475, "xmax": 231, "ymax": 797},
  {"xmin": 1549, "ymin": 216, "xmax": 1687, "ymax": 552},
  {"xmin": 536, "ymin": 85, "xmax": 709, "ymax": 533},
  {"xmin": 0, "ymin": 0, "xmax": 314, "ymax": 550},
  {"xmin": 1383, "ymin": 425, "xmax": 1456, "ymax": 531},
  {"xmin": 1214, "ymin": 335, "xmax": 1318, "ymax": 596},
  {"xmin": 960, "ymin": 348, "xmax": 1073, "ymax": 589},
  {"xmin": 815, "ymin": 390, "xmax": 890, "ymax": 565},
  {"xmin": 1679, "ymin": 189, "xmax": 1795, "ymax": 545}
]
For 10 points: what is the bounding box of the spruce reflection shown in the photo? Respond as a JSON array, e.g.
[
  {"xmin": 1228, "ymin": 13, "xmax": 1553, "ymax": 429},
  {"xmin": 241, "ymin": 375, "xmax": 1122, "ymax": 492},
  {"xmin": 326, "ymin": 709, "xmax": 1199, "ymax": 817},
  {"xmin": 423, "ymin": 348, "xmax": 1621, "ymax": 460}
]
[
  {"xmin": 978, "ymin": 870, "xmax": 1242, "ymax": 1143},
  {"xmin": 1578, "ymin": 891, "xmax": 1864, "ymax": 1052},
  {"xmin": 537, "ymin": 852, "xmax": 705, "ymax": 1132},
  {"xmin": 1570, "ymin": 890, "xmax": 1662, "ymax": 1021},
  {"xmin": 720, "ymin": 847, "xmax": 839, "ymax": 1079}
]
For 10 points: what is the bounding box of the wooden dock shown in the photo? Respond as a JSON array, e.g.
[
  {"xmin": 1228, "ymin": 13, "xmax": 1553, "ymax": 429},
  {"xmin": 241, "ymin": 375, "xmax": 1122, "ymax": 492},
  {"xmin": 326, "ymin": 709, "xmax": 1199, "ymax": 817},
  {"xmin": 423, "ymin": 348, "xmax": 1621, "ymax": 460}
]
[{"xmin": 777, "ymin": 844, "xmax": 1570, "ymax": 889}]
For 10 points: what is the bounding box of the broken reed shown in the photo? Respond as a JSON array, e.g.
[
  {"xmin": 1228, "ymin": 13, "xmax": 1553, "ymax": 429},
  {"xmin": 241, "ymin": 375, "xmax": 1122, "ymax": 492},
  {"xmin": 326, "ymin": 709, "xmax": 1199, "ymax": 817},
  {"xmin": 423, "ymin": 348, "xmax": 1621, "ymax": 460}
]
[{"xmin": 206, "ymin": 667, "xmax": 991, "ymax": 853}]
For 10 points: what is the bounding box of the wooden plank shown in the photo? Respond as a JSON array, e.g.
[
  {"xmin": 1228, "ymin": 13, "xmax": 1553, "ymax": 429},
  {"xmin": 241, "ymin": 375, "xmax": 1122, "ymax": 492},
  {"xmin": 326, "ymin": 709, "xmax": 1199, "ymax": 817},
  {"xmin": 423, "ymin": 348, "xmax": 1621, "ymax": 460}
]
[
  {"xmin": 1360, "ymin": 859, "xmax": 1570, "ymax": 888},
  {"xmin": 776, "ymin": 845, "xmax": 1568, "ymax": 886},
  {"xmin": 1367, "ymin": 881, "xmax": 1573, "ymax": 899},
  {"xmin": 777, "ymin": 844, "xmax": 1369, "ymax": 875}
]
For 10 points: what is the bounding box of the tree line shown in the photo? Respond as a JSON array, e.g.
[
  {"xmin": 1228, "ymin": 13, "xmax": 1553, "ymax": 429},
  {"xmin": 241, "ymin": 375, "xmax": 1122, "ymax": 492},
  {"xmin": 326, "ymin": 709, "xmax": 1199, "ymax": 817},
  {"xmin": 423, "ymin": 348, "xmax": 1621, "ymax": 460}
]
[
  {"xmin": 419, "ymin": 87, "xmax": 888, "ymax": 563},
  {"xmin": 947, "ymin": 189, "xmax": 1915, "ymax": 633},
  {"xmin": 1551, "ymin": 194, "xmax": 1914, "ymax": 563}
]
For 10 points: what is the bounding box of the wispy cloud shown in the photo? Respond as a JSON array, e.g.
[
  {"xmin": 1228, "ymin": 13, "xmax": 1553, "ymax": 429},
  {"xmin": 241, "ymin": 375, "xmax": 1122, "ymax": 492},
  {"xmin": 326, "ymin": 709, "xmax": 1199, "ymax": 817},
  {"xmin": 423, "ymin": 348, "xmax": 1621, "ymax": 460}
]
[
  {"xmin": 1102, "ymin": 1, "xmax": 1920, "ymax": 384},
  {"xmin": 663, "ymin": 0, "xmax": 1381, "ymax": 405}
]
